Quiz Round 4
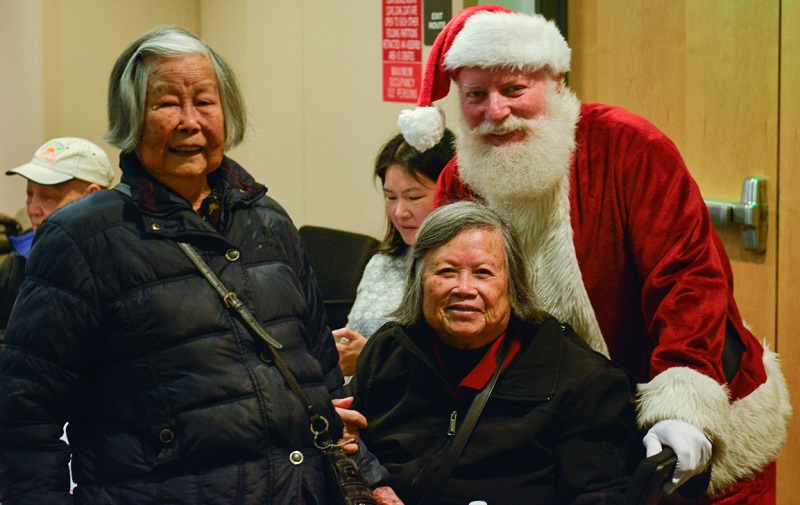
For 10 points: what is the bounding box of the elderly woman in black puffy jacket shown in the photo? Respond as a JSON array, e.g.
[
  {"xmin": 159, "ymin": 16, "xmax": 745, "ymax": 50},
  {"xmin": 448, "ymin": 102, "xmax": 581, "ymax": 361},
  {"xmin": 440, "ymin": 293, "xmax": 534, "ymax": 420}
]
[{"xmin": 0, "ymin": 26, "xmax": 398, "ymax": 505}]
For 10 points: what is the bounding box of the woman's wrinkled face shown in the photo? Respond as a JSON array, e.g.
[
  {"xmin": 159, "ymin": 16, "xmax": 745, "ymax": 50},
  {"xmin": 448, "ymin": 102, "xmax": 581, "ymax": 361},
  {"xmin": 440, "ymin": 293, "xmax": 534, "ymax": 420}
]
[
  {"xmin": 135, "ymin": 53, "xmax": 225, "ymax": 188},
  {"xmin": 422, "ymin": 228, "xmax": 511, "ymax": 349},
  {"xmin": 383, "ymin": 165, "xmax": 437, "ymax": 245}
]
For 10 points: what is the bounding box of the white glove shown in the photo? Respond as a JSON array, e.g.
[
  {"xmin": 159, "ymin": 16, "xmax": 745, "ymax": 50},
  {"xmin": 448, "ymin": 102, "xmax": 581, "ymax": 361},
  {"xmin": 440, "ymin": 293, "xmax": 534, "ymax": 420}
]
[{"xmin": 642, "ymin": 419, "xmax": 712, "ymax": 494}]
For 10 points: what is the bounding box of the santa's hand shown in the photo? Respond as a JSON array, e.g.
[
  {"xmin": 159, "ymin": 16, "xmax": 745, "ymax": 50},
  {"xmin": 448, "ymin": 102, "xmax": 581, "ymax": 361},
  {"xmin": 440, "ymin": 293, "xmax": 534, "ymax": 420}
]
[{"xmin": 642, "ymin": 419, "xmax": 712, "ymax": 494}]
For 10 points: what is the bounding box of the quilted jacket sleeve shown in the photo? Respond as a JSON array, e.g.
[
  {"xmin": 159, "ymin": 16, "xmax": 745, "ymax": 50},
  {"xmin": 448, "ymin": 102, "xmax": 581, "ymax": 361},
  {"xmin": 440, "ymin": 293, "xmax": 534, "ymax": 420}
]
[{"xmin": 0, "ymin": 220, "xmax": 101, "ymax": 504}]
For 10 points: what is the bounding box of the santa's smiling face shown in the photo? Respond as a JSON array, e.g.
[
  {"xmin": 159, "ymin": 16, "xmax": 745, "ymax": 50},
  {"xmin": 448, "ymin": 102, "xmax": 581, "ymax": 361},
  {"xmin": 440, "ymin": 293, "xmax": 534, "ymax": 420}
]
[
  {"xmin": 454, "ymin": 66, "xmax": 581, "ymax": 204},
  {"xmin": 455, "ymin": 67, "xmax": 552, "ymax": 147}
]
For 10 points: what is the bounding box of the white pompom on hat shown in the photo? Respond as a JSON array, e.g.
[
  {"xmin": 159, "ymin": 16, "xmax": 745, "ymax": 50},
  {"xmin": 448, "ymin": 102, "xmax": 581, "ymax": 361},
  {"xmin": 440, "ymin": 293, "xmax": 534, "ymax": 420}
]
[{"xmin": 398, "ymin": 5, "xmax": 570, "ymax": 152}]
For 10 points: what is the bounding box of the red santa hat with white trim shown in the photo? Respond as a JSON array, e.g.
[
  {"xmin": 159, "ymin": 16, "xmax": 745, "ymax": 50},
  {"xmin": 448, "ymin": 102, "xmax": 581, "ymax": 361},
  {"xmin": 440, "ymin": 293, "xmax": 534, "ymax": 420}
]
[{"xmin": 398, "ymin": 4, "xmax": 571, "ymax": 152}]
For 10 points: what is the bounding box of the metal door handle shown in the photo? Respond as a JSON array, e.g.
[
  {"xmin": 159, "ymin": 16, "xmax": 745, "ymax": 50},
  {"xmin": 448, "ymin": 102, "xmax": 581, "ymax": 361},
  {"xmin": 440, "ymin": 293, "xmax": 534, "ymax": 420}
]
[{"xmin": 704, "ymin": 177, "xmax": 767, "ymax": 253}]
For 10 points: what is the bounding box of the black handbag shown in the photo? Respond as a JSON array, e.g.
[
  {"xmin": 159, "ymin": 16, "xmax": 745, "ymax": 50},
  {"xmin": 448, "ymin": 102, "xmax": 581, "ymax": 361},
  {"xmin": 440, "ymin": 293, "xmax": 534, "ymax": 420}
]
[
  {"xmin": 178, "ymin": 242, "xmax": 377, "ymax": 505},
  {"xmin": 321, "ymin": 441, "xmax": 379, "ymax": 505}
]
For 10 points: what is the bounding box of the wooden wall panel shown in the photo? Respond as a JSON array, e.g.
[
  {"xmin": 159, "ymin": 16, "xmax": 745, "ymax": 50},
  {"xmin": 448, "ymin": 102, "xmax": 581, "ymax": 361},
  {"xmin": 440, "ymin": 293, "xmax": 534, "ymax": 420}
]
[
  {"xmin": 569, "ymin": 1, "xmax": 796, "ymax": 501},
  {"xmin": 776, "ymin": 0, "xmax": 800, "ymax": 501},
  {"xmin": 568, "ymin": 0, "xmax": 779, "ymax": 344}
]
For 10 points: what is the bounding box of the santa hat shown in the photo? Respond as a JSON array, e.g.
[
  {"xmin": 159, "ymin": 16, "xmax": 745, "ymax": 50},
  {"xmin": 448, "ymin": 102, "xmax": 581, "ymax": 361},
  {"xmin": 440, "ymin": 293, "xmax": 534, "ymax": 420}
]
[{"xmin": 398, "ymin": 5, "xmax": 571, "ymax": 152}]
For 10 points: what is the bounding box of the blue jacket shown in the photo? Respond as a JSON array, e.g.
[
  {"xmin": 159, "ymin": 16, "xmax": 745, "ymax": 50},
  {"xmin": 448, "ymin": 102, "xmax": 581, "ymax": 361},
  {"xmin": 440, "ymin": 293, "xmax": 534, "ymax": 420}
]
[{"xmin": 0, "ymin": 153, "xmax": 377, "ymax": 504}]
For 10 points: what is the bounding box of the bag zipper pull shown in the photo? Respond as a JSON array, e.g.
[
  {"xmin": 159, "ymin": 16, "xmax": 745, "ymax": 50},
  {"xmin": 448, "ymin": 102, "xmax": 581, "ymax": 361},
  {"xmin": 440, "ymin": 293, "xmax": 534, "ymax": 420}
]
[{"xmin": 448, "ymin": 410, "xmax": 457, "ymax": 436}]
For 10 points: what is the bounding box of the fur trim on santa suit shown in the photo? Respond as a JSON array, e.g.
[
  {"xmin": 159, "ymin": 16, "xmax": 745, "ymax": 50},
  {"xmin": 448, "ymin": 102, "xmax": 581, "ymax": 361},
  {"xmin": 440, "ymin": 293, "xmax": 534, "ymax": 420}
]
[
  {"xmin": 494, "ymin": 173, "xmax": 609, "ymax": 357},
  {"xmin": 453, "ymin": 77, "xmax": 610, "ymax": 356},
  {"xmin": 637, "ymin": 346, "xmax": 791, "ymax": 495}
]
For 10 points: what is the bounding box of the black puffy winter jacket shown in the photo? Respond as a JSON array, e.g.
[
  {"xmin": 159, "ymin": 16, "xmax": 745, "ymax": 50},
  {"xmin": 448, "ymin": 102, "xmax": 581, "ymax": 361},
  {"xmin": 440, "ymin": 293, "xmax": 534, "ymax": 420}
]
[{"xmin": 0, "ymin": 153, "xmax": 376, "ymax": 504}]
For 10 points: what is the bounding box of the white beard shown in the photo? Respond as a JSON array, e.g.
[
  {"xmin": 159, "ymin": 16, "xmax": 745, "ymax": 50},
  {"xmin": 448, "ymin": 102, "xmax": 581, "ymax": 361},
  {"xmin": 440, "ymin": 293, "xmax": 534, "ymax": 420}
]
[
  {"xmin": 455, "ymin": 86, "xmax": 609, "ymax": 356},
  {"xmin": 457, "ymin": 84, "xmax": 580, "ymax": 205}
]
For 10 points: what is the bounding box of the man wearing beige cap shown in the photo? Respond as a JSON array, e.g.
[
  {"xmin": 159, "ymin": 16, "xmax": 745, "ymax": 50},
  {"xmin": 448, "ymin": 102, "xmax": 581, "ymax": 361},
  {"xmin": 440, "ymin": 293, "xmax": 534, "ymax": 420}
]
[{"xmin": 0, "ymin": 137, "xmax": 115, "ymax": 331}]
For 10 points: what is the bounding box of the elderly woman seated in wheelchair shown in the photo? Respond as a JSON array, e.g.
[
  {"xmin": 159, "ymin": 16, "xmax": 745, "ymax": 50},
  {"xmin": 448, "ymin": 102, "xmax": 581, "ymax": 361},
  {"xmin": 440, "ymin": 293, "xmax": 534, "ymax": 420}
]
[{"xmin": 350, "ymin": 201, "xmax": 648, "ymax": 505}]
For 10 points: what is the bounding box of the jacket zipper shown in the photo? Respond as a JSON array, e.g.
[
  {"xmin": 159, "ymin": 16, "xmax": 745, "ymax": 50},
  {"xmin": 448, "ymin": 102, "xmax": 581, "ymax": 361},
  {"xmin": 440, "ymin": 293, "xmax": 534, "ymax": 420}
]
[{"xmin": 411, "ymin": 410, "xmax": 458, "ymax": 489}]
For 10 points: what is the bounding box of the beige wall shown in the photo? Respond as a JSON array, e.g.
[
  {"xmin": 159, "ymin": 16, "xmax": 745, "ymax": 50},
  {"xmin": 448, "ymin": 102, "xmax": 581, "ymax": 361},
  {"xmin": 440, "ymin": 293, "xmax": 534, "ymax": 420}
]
[
  {"xmin": 1, "ymin": 0, "xmax": 200, "ymax": 228},
  {"xmin": 1, "ymin": 0, "xmax": 462, "ymax": 239},
  {"xmin": 0, "ymin": 0, "xmax": 45, "ymax": 227},
  {"xmin": 200, "ymin": 1, "xmax": 462, "ymax": 237}
]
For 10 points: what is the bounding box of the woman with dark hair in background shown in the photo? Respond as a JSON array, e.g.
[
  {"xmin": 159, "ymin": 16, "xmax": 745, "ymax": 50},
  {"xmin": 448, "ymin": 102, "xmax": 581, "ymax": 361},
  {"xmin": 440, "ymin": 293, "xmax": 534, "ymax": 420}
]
[{"xmin": 335, "ymin": 129, "xmax": 455, "ymax": 377}]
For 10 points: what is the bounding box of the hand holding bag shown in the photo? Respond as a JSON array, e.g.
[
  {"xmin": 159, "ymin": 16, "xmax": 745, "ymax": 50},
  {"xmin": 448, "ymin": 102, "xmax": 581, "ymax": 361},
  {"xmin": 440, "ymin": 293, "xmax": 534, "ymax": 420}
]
[{"xmin": 321, "ymin": 439, "xmax": 379, "ymax": 505}]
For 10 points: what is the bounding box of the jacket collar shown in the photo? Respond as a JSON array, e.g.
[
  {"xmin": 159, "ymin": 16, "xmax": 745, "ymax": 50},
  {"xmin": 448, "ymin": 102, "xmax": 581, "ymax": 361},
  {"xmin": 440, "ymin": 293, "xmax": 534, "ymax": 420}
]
[
  {"xmin": 117, "ymin": 151, "xmax": 266, "ymax": 238},
  {"xmin": 431, "ymin": 329, "xmax": 521, "ymax": 394},
  {"xmin": 399, "ymin": 317, "xmax": 564, "ymax": 400},
  {"xmin": 119, "ymin": 151, "xmax": 265, "ymax": 215}
]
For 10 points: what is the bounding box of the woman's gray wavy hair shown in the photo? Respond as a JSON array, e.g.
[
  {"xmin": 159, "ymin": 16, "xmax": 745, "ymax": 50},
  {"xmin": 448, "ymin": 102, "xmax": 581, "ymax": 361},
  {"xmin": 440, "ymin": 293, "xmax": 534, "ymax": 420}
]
[
  {"xmin": 104, "ymin": 25, "xmax": 247, "ymax": 152},
  {"xmin": 391, "ymin": 200, "xmax": 545, "ymax": 326}
]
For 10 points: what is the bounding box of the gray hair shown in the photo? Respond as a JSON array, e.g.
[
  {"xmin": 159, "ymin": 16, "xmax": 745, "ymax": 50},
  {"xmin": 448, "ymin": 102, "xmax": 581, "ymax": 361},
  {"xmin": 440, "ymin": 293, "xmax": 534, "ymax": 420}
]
[
  {"xmin": 104, "ymin": 25, "xmax": 247, "ymax": 152},
  {"xmin": 391, "ymin": 200, "xmax": 545, "ymax": 326}
]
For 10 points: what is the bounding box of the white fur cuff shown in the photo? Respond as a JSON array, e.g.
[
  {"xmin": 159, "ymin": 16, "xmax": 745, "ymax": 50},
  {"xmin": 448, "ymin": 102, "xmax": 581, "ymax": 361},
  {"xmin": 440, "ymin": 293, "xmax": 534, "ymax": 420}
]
[
  {"xmin": 636, "ymin": 366, "xmax": 730, "ymax": 439},
  {"xmin": 636, "ymin": 350, "xmax": 792, "ymax": 495}
]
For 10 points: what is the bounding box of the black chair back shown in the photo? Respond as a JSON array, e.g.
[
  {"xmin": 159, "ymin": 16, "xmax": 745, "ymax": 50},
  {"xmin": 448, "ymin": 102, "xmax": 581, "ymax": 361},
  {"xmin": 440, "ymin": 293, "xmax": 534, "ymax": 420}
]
[
  {"xmin": 0, "ymin": 213, "xmax": 23, "ymax": 255},
  {"xmin": 298, "ymin": 225, "xmax": 379, "ymax": 330}
]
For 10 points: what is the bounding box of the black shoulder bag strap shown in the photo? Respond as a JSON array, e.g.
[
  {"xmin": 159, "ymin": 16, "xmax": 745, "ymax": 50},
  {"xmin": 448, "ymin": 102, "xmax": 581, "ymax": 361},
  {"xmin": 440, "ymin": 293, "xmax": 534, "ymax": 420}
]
[
  {"xmin": 418, "ymin": 334, "xmax": 513, "ymax": 505},
  {"xmin": 177, "ymin": 241, "xmax": 335, "ymax": 448}
]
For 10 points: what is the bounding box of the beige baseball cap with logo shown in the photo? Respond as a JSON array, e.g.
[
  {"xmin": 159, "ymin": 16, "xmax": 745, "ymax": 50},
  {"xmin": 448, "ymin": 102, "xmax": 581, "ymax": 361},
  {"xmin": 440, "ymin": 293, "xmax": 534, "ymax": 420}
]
[{"xmin": 6, "ymin": 137, "xmax": 115, "ymax": 188}]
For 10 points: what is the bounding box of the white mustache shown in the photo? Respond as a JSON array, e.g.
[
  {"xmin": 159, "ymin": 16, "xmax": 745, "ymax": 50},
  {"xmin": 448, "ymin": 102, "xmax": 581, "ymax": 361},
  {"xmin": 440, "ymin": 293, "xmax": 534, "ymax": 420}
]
[{"xmin": 471, "ymin": 115, "xmax": 541, "ymax": 137}]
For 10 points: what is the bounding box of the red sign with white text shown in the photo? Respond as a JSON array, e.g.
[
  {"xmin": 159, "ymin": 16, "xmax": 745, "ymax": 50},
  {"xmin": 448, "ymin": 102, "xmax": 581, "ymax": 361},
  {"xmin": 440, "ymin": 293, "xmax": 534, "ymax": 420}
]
[
  {"xmin": 382, "ymin": 0, "xmax": 422, "ymax": 103},
  {"xmin": 383, "ymin": 63, "xmax": 421, "ymax": 102}
]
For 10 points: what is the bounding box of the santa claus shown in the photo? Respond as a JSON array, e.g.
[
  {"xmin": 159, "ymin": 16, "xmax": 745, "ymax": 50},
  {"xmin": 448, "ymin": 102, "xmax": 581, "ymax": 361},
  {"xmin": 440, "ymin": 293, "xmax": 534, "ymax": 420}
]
[{"xmin": 397, "ymin": 5, "xmax": 791, "ymax": 504}]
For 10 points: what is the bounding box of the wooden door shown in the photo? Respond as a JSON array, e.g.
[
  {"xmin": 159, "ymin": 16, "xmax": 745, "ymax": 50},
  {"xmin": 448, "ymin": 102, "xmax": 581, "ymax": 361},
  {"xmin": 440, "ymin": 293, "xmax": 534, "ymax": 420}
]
[
  {"xmin": 777, "ymin": 0, "xmax": 800, "ymax": 502},
  {"xmin": 568, "ymin": 1, "xmax": 797, "ymax": 502}
]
